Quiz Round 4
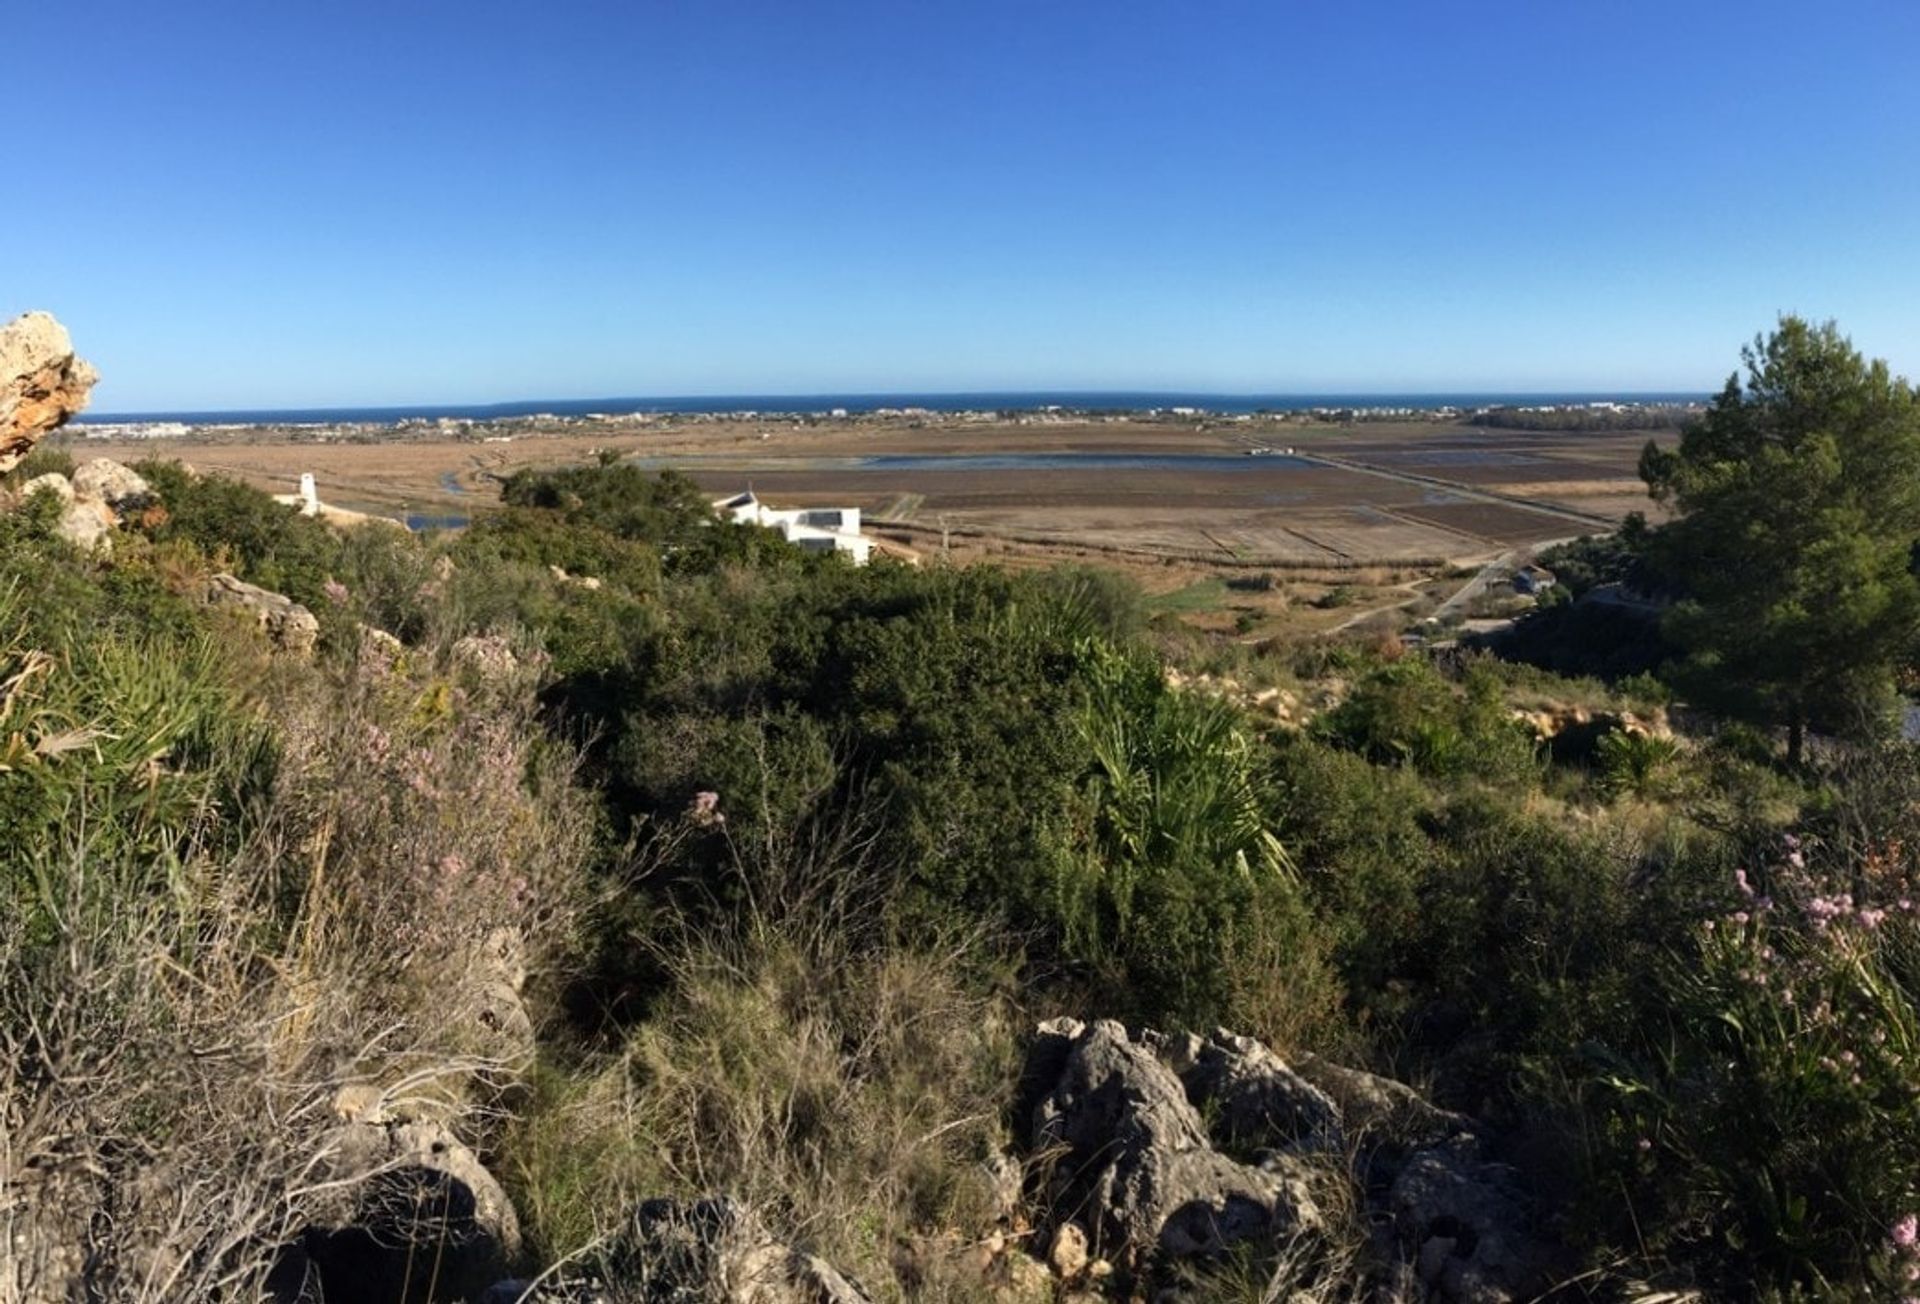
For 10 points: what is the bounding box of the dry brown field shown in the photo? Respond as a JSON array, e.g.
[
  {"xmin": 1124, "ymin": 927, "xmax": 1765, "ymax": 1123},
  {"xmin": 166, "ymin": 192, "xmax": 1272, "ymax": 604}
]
[{"xmin": 76, "ymin": 416, "xmax": 1662, "ymax": 574}]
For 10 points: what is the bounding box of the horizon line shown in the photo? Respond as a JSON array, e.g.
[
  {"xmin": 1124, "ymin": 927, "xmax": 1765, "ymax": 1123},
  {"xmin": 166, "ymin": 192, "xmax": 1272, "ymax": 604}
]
[{"xmin": 76, "ymin": 385, "xmax": 1712, "ymax": 424}]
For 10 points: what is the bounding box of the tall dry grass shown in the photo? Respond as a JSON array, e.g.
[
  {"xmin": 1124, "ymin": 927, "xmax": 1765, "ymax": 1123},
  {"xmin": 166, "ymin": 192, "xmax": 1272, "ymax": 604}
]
[
  {"xmin": 1, "ymin": 607, "xmax": 596, "ymax": 1302},
  {"xmin": 505, "ymin": 821, "xmax": 1026, "ymax": 1302}
]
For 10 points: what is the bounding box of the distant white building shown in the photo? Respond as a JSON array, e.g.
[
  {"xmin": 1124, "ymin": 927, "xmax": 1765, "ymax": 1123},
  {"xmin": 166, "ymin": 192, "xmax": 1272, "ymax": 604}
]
[
  {"xmin": 714, "ymin": 490, "xmax": 873, "ymax": 564},
  {"xmin": 272, "ymin": 473, "xmax": 322, "ymax": 516}
]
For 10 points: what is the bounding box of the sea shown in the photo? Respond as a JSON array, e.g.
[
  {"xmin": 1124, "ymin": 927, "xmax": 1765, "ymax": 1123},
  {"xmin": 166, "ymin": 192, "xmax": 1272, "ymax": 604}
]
[{"xmin": 77, "ymin": 390, "xmax": 1706, "ymax": 426}]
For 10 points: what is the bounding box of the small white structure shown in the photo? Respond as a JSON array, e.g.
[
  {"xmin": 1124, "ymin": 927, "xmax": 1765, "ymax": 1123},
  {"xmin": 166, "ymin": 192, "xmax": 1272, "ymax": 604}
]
[
  {"xmin": 272, "ymin": 473, "xmax": 321, "ymax": 517},
  {"xmin": 271, "ymin": 472, "xmax": 403, "ymax": 530},
  {"xmin": 714, "ymin": 491, "xmax": 872, "ymax": 564}
]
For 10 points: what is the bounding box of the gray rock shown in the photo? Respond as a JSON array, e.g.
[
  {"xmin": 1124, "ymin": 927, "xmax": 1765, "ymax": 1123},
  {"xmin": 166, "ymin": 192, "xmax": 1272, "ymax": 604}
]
[
  {"xmin": 1386, "ymin": 1138, "xmax": 1549, "ymax": 1303},
  {"xmin": 55, "ymin": 497, "xmax": 115, "ymax": 553},
  {"xmin": 204, "ymin": 573, "xmax": 320, "ymax": 655},
  {"xmin": 1176, "ymin": 1029, "xmax": 1345, "ymax": 1156},
  {"xmin": 1023, "ymin": 1020, "xmax": 1319, "ymax": 1270},
  {"xmin": 1293, "ymin": 1052, "xmax": 1471, "ymax": 1152},
  {"xmin": 71, "ymin": 457, "xmax": 152, "ymax": 510}
]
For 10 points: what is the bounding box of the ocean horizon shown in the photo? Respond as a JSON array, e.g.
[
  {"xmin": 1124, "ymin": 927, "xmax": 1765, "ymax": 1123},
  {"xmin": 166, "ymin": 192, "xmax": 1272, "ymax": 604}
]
[{"xmin": 76, "ymin": 389, "xmax": 1709, "ymax": 427}]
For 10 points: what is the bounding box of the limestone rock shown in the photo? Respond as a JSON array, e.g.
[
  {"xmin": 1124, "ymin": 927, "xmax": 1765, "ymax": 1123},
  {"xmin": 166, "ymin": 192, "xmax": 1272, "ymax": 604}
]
[
  {"xmin": 1171, "ymin": 1028, "xmax": 1344, "ymax": 1156},
  {"xmin": 0, "ymin": 311, "xmax": 97, "ymax": 473},
  {"xmin": 1047, "ymin": 1221, "xmax": 1088, "ymax": 1279},
  {"xmin": 1292, "ymin": 1053, "xmax": 1470, "ymax": 1151},
  {"xmin": 20, "ymin": 472, "xmax": 73, "ymax": 506},
  {"xmin": 71, "ymin": 457, "xmax": 151, "ymax": 510},
  {"xmin": 594, "ymin": 1196, "xmax": 873, "ymax": 1303},
  {"xmin": 298, "ymin": 1119, "xmax": 521, "ymax": 1304},
  {"xmin": 1022, "ymin": 1019, "xmax": 1319, "ymax": 1269},
  {"xmin": 203, "ymin": 573, "xmax": 320, "ymax": 655},
  {"xmin": 55, "ymin": 498, "xmax": 116, "ymax": 553},
  {"xmin": 358, "ymin": 624, "xmax": 406, "ymax": 674},
  {"xmin": 2, "ymin": 1158, "xmax": 100, "ymax": 1304},
  {"xmin": 448, "ymin": 926, "xmax": 536, "ymax": 1069},
  {"xmin": 1387, "ymin": 1138, "xmax": 1549, "ymax": 1303}
]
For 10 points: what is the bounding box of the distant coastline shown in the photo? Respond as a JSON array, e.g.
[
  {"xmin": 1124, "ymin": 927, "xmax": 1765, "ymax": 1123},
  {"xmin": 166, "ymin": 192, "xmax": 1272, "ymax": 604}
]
[{"xmin": 77, "ymin": 389, "xmax": 1709, "ymax": 427}]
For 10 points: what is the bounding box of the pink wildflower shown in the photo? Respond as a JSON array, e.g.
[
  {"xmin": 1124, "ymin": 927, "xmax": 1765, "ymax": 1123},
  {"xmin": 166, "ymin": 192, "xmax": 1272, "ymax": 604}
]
[
  {"xmin": 1892, "ymin": 1212, "xmax": 1918, "ymax": 1248},
  {"xmin": 687, "ymin": 790, "xmax": 725, "ymax": 828},
  {"xmin": 323, "ymin": 578, "xmax": 350, "ymax": 605}
]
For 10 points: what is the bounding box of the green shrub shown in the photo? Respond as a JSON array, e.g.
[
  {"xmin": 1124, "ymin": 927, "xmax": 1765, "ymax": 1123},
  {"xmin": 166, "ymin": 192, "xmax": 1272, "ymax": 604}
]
[
  {"xmin": 1315, "ymin": 657, "xmax": 1538, "ymax": 784},
  {"xmin": 133, "ymin": 460, "xmax": 347, "ymax": 604},
  {"xmin": 1598, "ymin": 836, "xmax": 1920, "ymax": 1295},
  {"xmin": 1596, "ymin": 729, "xmax": 1682, "ymax": 799}
]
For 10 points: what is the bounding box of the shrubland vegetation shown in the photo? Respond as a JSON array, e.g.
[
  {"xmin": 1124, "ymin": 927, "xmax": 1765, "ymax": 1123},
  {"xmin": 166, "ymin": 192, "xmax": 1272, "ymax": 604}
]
[
  {"xmin": 1466, "ymin": 404, "xmax": 1698, "ymax": 432},
  {"xmin": 8, "ymin": 317, "xmax": 1920, "ymax": 1301}
]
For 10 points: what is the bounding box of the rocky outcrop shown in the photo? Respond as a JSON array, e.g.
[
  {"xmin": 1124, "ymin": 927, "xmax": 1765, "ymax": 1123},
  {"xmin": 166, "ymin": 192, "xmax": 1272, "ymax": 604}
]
[
  {"xmin": 482, "ymin": 1197, "xmax": 871, "ymax": 1303},
  {"xmin": 1016, "ymin": 1021, "xmax": 1552, "ymax": 1302},
  {"xmin": 203, "ymin": 573, "xmax": 321, "ymax": 655},
  {"xmin": 1020, "ymin": 1019, "xmax": 1320, "ymax": 1271},
  {"xmin": 0, "ymin": 311, "xmax": 97, "ymax": 473},
  {"xmin": 1152, "ymin": 1027, "xmax": 1345, "ymax": 1156},
  {"xmin": 17, "ymin": 459, "xmax": 151, "ymax": 554},
  {"xmin": 70, "ymin": 457, "xmax": 151, "ymax": 511},
  {"xmin": 287, "ymin": 1118, "xmax": 521, "ymax": 1304},
  {"xmin": 1386, "ymin": 1138, "xmax": 1544, "ymax": 1304}
]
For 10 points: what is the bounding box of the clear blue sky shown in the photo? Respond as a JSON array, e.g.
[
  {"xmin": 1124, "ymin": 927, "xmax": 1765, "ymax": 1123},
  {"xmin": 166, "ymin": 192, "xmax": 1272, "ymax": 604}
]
[{"xmin": 9, "ymin": 0, "xmax": 1919, "ymax": 410}]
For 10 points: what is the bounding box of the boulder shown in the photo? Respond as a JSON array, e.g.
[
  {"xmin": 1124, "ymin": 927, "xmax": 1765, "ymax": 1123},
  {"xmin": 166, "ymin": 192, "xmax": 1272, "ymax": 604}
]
[
  {"xmin": 71, "ymin": 457, "xmax": 151, "ymax": 510},
  {"xmin": 1292, "ymin": 1053, "xmax": 1469, "ymax": 1151},
  {"xmin": 20, "ymin": 472, "xmax": 73, "ymax": 506},
  {"xmin": 0, "ymin": 311, "xmax": 97, "ymax": 473},
  {"xmin": 203, "ymin": 573, "xmax": 320, "ymax": 655},
  {"xmin": 1387, "ymin": 1138, "xmax": 1549, "ymax": 1303},
  {"xmin": 1161, "ymin": 1028, "xmax": 1344, "ymax": 1156},
  {"xmin": 55, "ymin": 498, "xmax": 116, "ymax": 553},
  {"xmin": 17, "ymin": 472, "xmax": 117, "ymax": 553},
  {"xmin": 297, "ymin": 1119, "xmax": 521, "ymax": 1304},
  {"xmin": 1021, "ymin": 1019, "xmax": 1319, "ymax": 1269}
]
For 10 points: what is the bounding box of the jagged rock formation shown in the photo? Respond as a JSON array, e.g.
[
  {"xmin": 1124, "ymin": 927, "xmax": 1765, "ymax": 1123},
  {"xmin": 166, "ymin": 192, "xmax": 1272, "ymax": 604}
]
[
  {"xmin": 1017, "ymin": 1020, "xmax": 1552, "ymax": 1302},
  {"xmin": 1019, "ymin": 1019, "xmax": 1322, "ymax": 1271},
  {"xmin": 0, "ymin": 311, "xmax": 97, "ymax": 473},
  {"xmin": 203, "ymin": 573, "xmax": 321, "ymax": 655}
]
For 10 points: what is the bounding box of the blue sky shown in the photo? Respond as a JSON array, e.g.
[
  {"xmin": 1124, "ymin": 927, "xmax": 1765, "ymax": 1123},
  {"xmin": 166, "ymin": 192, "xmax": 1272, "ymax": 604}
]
[{"xmin": 8, "ymin": 1, "xmax": 1920, "ymax": 410}]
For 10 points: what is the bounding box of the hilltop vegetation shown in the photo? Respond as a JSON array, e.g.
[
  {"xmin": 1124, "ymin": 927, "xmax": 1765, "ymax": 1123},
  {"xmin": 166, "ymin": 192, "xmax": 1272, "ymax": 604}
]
[{"xmin": 8, "ymin": 318, "xmax": 1920, "ymax": 1302}]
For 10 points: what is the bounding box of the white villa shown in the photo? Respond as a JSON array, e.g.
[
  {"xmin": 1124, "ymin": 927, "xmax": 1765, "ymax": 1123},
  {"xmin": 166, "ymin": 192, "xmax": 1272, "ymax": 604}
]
[{"xmin": 713, "ymin": 490, "xmax": 873, "ymax": 565}]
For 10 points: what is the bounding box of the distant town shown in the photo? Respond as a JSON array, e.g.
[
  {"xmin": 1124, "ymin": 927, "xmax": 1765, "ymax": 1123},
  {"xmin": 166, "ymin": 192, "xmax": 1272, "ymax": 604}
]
[{"xmin": 70, "ymin": 397, "xmax": 1702, "ymax": 444}]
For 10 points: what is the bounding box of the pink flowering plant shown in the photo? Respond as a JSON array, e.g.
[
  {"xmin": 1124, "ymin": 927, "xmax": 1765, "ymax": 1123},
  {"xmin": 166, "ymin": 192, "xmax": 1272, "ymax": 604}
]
[
  {"xmin": 1602, "ymin": 833, "xmax": 1920, "ymax": 1288},
  {"xmin": 269, "ymin": 650, "xmax": 595, "ymax": 1039}
]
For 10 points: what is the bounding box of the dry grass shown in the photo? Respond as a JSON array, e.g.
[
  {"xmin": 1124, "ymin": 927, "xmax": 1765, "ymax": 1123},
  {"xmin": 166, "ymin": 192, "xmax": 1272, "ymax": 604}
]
[
  {"xmin": 504, "ymin": 864, "xmax": 1025, "ymax": 1302},
  {"xmin": 0, "ymin": 617, "xmax": 596, "ymax": 1302}
]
